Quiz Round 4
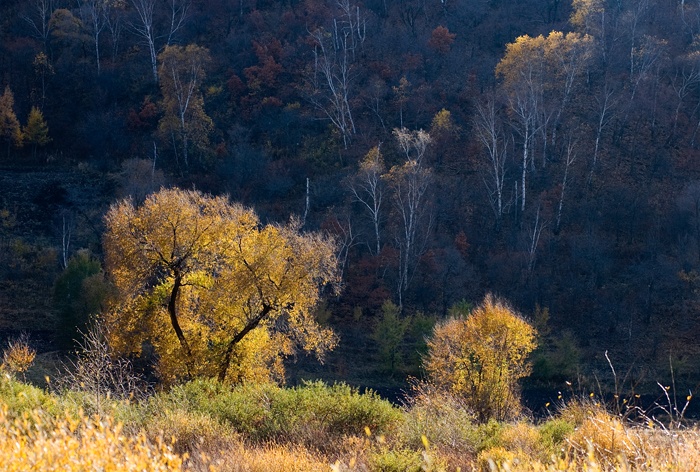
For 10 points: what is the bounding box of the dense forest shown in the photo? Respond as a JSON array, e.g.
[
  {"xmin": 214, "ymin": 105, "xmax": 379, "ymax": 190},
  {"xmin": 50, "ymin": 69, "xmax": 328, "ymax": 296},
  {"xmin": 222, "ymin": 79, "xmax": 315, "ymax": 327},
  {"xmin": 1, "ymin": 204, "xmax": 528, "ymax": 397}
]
[{"xmin": 1, "ymin": 0, "xmax": 700, "ymax": 396}]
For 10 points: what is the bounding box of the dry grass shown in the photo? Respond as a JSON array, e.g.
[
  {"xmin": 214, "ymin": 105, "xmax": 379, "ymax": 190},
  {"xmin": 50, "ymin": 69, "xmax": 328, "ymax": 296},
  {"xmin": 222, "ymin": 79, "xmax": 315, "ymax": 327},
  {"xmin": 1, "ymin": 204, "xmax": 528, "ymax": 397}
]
[
  {"xmin": 480, "ymin": 400, "xmax": 700, "ymax": 472},
  {"xmin": 2, "ymin": 372, "xmax": 700, "ymax": 472},
  {"xmin": 0, "ymin": 403, "xmax": 184, "ymax": 471},
  {"xmin": 201, "ymin": 443, "xmax": 330, "ymax": 472}
]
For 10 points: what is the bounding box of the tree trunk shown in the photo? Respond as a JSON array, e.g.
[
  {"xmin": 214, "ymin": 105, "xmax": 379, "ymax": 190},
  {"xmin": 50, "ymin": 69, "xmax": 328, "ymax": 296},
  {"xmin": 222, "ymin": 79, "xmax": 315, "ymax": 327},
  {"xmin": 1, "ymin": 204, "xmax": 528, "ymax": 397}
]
[
  {"xmin": 168, "ymin": 273, "xmax": 193, "ymax": 376},
  {"xmin": 217, "ymin": 304, "xmax": 273, "ymax": 382}
]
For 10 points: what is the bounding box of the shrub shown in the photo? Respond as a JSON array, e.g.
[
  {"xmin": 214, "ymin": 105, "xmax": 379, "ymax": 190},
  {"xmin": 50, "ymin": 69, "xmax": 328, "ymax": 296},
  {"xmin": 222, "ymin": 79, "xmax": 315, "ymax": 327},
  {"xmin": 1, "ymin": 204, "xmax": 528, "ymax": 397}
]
[
  {"xmin": 372, "ymin": 300, "xmax": 408, "ymax": 374},
  {"xmin": 369, "ymin": 447, "xmax": 424, "ymax": 472},
  {"xmin": 500, "ymin": 421, "xmax": 544, "ymax": 459},
  {"xmin": 476, "ymin": 446, "xmax": 518, "ymax": 471},
  {"xmin": 538, "ymin": 418, "xmax": 575, "ymax": 455},
  {"xmin": 155, "ymin": 379, "xmax": 402, "ymax": 448},
  {"xmin": 141, "ymin": 406, "xmax": 235, "ymax": 455},
  {"xmin": 0, "ymin": 375, "xmax": 57, "ymax": 417},
  {"xmin": 164, "ymin": 379, "xmax": 278, "ymax": 438},
  {"xmin": 1, "ymin": 333, "xmax": 36, "ymax": 379},
  {"xmin": 56, "ymin": 321, "xmax": 150, "ymax": 416},
  {"xmin": 53, "ymin": 250, "xmax": 109, "ymax": 347},
  {"xmin": 215, "ymin": 443, "xmax": 330, "ymax": 472},
  {"xmin": 423, "ymin": 294, "xmax": 537, "ymax": 422},
  {"xmin": 399, "ymin": 382, "xmax": 494, "ymax": 470}
]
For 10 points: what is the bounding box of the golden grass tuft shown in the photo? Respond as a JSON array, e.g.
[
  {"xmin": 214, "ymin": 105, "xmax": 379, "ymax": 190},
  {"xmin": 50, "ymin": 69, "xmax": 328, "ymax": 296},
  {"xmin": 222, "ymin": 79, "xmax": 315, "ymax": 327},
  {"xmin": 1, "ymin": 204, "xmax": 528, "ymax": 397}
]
[
  {"xmin": 0, "ymin": 403, "xmax": 183, "ymax": 471},
  {"xmin": 187, "ymin": 442, "xmax": 330, "ymax": 472},
  {"xmin": 567, "ymin": 408, "xmax": 640, "ymax": 467}
]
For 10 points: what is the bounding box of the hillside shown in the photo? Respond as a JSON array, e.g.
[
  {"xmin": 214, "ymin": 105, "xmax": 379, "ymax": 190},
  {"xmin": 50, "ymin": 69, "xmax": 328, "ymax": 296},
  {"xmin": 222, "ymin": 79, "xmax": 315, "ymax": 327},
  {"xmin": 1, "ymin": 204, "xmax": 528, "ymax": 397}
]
[{"xmin": 1, "ymin": 0, "xmax": 700, "ymax": 396}]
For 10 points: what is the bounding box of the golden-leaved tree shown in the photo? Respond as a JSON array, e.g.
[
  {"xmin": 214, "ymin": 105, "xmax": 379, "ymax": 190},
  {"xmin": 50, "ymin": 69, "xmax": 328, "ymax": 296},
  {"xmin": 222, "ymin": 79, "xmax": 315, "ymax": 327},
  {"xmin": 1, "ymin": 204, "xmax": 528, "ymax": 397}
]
[
  {"xmin": 424, "ymin": 294, "xmax": 537, "ymax": 422},
  {"xmin": 23, "ymin": 106, "xmax": 50, "ymax": 159},
  {"xmin": 103, "ymin": 188, "xmax": 339, "ymax": 384},
  {"xmin": 0, "ymin": 86, "xmax": 23, "ymax": 158}
]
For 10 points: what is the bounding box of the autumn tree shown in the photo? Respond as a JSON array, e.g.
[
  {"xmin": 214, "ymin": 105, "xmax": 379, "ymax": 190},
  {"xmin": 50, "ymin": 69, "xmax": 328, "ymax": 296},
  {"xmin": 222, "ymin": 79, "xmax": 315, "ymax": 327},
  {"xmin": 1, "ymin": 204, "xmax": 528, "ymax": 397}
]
[
  {"xmin": 496, "ymin": 34, "xmax": 543, "ymax": 213},
  {"xmin": 496, "ymin": 31, "xmax": 592, "ymax": 211},
  {"xmin": 0, "ymin": 87, "xmax": 23, "ymax": 158},
  {"xmin": 428, "ymin": 26, "xmax": 456, "ymax": 54},
  {"xmin": 424, "ymin": 294, "xmax": 537, "ymax": 422},
  {"xmin": 103, "ymin": 188, "xmax": 340, "ymax": 384},
  {"xmin": 23, "ymin": 107, "xmax": 50, "ymax": 160},
  {"xmin": 157, "ymin": 44, "xmax": 213, "ymax": 170}
]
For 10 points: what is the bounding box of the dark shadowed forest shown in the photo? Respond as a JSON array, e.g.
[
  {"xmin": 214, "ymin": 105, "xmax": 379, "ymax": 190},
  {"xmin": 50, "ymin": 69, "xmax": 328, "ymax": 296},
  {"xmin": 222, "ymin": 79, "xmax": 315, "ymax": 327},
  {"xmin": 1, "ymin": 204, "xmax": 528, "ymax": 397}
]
[{"xmin": 1, "ymin": 0, "xmax": 700, "ymax": 397}]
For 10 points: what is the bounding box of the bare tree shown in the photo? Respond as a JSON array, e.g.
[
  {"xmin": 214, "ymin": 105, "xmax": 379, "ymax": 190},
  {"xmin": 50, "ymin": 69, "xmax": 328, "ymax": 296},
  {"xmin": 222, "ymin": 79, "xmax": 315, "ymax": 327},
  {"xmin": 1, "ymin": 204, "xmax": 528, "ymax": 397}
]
[
  {"xmin": 671, "ymin": 60, "xmax": 700, "ymax": 139},
  {"xmin": 678, "ymin": 181, "xmax": 700, "ymax": 262},
  {"xmin": 326, "ymin": 210, "xmax": 358, "ymax": 281},
  {"xmin": 305, "ymin": 0, "xmax": 368, "ymax": 148},
  {"xmin": 308, "ymin": 27, "xmax": 356, "ymax": 148},
  {"xmin": 129, "ymin": 0, "xmax": 190, "ymax": 83},
  {"xmin": 105, "ymin": 0, "xmax": 126, "ymax": 62},
  {"xmin": 335, "ymin": 0, "xmax": 366, "ymax": 60},
  {"xmin": 526, "ymin": 204, "xmax": 547, "ymax": 278},
  {"xmin": 57, "ymin": 322, "xmax": 150, "ymax": 415},
  {"xmin": 21, "ymin": 0, "xmax": 58, "ymax": 49},
  {"xmin": 556, "ymin": 137, "xmax": 577, "ymax": 233},
  {"xmin": 60, "ymin": 210, "xmax": 73, "ymax": 269},
  {"xmin": 76, "ymin": 0, "xmax": 108, "ymax": 74},
  {"xmin": 157, "ymin": 44, "xmax": 212, "ymax": 169},
  {"xmin": 474, "ymin": 98, "xmax": 508, "ymax": 225},
  {"xmin": 130, "ymin": 0, "xmax": 158, "ymax": 81},
  {"xmin": 385, "ymin": 128, "xmax": 433, "ymax": 308},
  {"xmin": 628, "ymin": 34, "xmax": 666, "ymax": 107},
  {"xmin": 510, "ymin": 92, "xmax": 539, "ymax": 214},
  {"xmin": 394, "ymin": 127, "xmax": 430, "ymax": 165},
  {"xmin": 348, "ymin": 145, "xmax": 385, "ymax": 255}
]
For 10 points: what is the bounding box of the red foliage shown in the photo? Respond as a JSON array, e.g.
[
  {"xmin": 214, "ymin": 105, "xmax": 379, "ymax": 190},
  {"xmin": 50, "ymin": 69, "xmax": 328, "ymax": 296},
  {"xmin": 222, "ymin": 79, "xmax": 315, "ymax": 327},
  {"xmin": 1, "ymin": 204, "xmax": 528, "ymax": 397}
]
[{"xmin": 428, "ymin": 26, "xmax": 456, "ymax": 54}]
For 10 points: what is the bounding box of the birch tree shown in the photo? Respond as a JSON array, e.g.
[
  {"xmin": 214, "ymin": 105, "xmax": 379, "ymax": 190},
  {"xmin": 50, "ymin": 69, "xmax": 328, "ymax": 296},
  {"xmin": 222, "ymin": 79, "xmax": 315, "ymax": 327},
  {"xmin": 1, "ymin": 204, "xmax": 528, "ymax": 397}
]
[
  {"xmin": 76, "ymin": 0, "xmax": 108, "ymax": 74},
  {"xmin": 129, "ymin": 0, "xmax": 190, "ymax": 83},
  {"xmin": 157, "ymin": 44, "xmax": 212, "ymax": 170},
  {"xmin": 555, "ymin": 137, "xmax": 577, "ymax": 233},
  {"xmin": 496, "ymin": 34, "xmax": 544, "ymax": 213},
  {"xmin": 474, "ymin": 98, "xmax": 508, "ymax": 226},
  {"xmin": 348, "ymin": 145, "xmax": 385, "ymax": 255},
  {"xmin": 308, "ymin": 27, "xmax": 356, "ymax": 148},
  {"xmin": 385, "ymin": 128, "xmax": 432, "ymax": 308},
  {"xmin": 21, "ymin": 0, "xmax": 58, "ymax": 49}
]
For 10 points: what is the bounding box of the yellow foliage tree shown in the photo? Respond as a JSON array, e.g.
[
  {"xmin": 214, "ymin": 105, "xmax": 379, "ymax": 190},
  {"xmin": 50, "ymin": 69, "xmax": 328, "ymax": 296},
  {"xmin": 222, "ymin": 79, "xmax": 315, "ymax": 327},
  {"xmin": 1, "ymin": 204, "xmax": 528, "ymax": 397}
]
[
  {"xmin": 0, "ymin": 86, "xmax": 23, "ymax": 158},
  {"xmin": 424, "ymin": 294, "xmax": 537, "ymax": 422},
  {"xmin": 495, "ymin": 31, "xmax": 592, "ymax": 211},
  {"xmin": 23, "ymin": 106, "xmax": 50, "ymax": 160},
  {"xmin": 103, "ymin": 188, "xmax": 339, "ymax": 384}
]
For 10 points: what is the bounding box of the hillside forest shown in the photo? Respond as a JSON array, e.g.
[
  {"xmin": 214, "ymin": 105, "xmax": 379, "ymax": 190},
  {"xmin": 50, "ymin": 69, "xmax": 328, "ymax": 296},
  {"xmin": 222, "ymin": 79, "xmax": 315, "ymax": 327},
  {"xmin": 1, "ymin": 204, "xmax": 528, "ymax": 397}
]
[{"xmin": 1, "ymin": 0, "xmax": 700, "ymax": 397}]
